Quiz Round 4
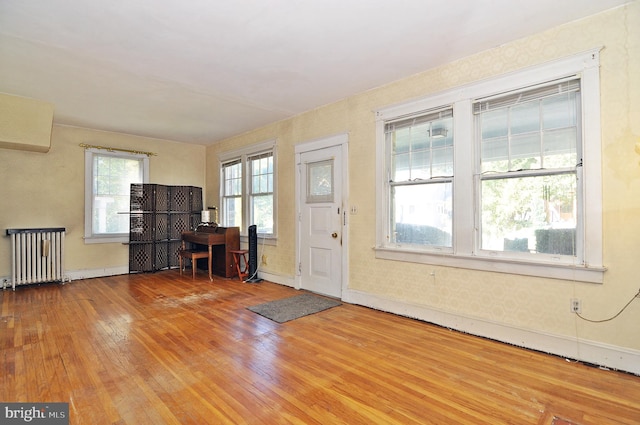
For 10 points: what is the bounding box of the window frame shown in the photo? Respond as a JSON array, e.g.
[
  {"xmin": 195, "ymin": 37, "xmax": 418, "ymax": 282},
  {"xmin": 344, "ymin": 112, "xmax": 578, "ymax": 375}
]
[
  {"xmin": 84, "ymin": 148, "xmax": 149, "ymax": 244},
  {"xmin": 218, "ymin": 140, "xmax": 277, "ymax": 241},
  {"xmin": 375, "ymin": 49, "xmax": 604, "ymax": 283}
]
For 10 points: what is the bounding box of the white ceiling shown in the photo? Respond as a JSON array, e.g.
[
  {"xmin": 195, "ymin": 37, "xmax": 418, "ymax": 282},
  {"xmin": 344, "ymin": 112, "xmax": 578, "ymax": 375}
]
[{"xmin": 0, "ymin": 0, "xmax": 631, "ymax": 145}]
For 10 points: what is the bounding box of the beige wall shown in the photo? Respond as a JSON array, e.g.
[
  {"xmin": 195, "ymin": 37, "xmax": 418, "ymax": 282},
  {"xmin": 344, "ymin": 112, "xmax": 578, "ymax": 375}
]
[
  {"xmin": 0, "ymin": 93, "xmax": 54, "ymax": 152},
  {"xmin": 0, "ymin": 124, "xmax": 206, "ymax": 275},
  {"xmin": 206, "ymin": 3, "xmax": 640, "ymax": 353}
]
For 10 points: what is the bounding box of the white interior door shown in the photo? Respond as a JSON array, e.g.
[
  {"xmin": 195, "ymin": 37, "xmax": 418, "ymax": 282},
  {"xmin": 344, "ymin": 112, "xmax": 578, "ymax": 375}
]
[{"xmin": 298, "ymin": 144, "xmax": 343, "ymax": 298}]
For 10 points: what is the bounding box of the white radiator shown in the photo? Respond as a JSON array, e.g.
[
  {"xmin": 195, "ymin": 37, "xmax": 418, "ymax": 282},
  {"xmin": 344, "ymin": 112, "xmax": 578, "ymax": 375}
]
[{"xmin": 5, "ymin": 228, "xmax": 66, "ymax": 290}]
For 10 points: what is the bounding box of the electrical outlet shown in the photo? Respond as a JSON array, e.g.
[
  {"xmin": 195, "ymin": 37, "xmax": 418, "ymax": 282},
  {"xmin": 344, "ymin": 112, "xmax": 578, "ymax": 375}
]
[
  {"xmin": 570, "ymin": 298, "xmax": 582, "ymax": 313},
  {"xmin": 261, "ymin": 255, "xmax": 267, "ymax": 266}
]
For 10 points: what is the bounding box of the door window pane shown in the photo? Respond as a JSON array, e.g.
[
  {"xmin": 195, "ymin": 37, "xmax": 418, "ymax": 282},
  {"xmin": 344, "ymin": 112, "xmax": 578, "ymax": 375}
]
[{"xmin": 307, "ymin": 159, "xmax": 334, "ymax": 203}]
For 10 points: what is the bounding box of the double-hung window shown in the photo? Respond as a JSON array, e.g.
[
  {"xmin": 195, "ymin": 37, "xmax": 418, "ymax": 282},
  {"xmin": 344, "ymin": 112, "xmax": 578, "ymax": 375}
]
[
  {"xmin": 476, "ymin": 79, "xmax": 581, "ymax": 258},
  {"xmin": 386, "ymin": 108, "xmax": 454, "ymax": 248},
  {"xmin": 84, "ymin": 149, "xmax": 149, "ymax": 243},
  {"xmin": 219, "ymin": 141, "xmax": 276, "ymax": 238},
  {"xmin": 221, "ymin": 159, "xmax": 242, "ymax": 228},
  {"xmin": 376, "ymin": 49, "xmax": 604, "ymax": 282},
  {"xmin": 249, "ymin": 152, "xmax": 274, "ymax": 235}
]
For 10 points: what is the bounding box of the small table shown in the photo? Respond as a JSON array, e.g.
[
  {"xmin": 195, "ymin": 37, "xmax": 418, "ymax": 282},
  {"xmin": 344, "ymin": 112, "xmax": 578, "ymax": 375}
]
[{"xmin": 230, "ymin": 250, "xmax": 249, "ymax": 281}]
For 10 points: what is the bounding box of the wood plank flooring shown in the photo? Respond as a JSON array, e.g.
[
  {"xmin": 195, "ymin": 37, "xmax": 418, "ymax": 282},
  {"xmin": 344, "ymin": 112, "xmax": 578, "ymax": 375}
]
[{"xmin": 1, "ymin": 271, "xmax": 639, "ymax": 424}]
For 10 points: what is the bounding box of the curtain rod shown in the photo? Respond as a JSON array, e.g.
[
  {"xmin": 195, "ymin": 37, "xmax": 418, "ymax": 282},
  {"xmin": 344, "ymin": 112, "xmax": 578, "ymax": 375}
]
[{"xmin": 79, "ymin": 143, "xmax": 157, "ymax": 157}]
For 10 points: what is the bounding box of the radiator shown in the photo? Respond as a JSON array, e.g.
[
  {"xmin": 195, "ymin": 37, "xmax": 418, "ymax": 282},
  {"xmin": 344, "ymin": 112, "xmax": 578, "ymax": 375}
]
[{"xmin": 5, "ymin": 228, "xmax": 66, "ymax": 290}]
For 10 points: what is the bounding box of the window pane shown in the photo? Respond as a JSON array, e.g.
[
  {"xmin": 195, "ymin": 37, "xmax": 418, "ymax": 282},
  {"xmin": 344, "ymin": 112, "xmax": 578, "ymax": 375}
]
[
  {"xmin": 248, "ymin": 153, "xmax": 274, "ymax": 234},
  {"xmin": 223, "ymin": 162, "xmax": 242, "ymax": 196},
  {"xmin": 222, "ymin": 160, "xmax": 243, "ymax": 228},
  {"xmin": 481, "ymin": 109, "xmax": 508, "ymax": 139},
  {"xmin": 411, "ymin": 150, "xmax": 431, "ymax": 180},
  {"xmin": 481, "ymin": 137, "xmax": 508, "ymax": 173},
  {"xmin": 480, "ymin": 90, "xmax": 578, "ymax": 174},
  {"xmin": 544, "ymin": 128, "xmax": 577, "ymax": 168},
  {"xmin": 543, "ymin": 93, "xmax": 577, "ymax": 130},
  {"xmin": 92, "ymin": 154, "xmax": 142, "ymax": 235},
  {"xmin": 410, "ymin": 122, "xmax": 430, "ymax": 151},
  {"xmin": 510, "ymin": 133, "xmax": 541, "ymax": 170},
  {"xmin": 259, "ymin": 175, "xmax": 268, "ymax": 193},
  {"xmin": 510, "ymin": 102, "xmax": 540, "ymax": 134},
  {"xmin": 480, "ymin": 173, "xmax": 577, "ymax": 255},
  {"xmin": 223, "ymin": 196, "xmax": 242, "ymax": 228},
  {"xmin": 432, "ymin": 146, "xmax": 453, "ymax": 177},
  {"xmin": 392, "ymin": 152, "xmax": 410, "ymax": 181},
  {"xmin": 389, "ymin": 111, "xmax": 453, "ymax": 183},
  {"xmin": 391, "ymin": 183, "xmax": 452, "ymax": 247},
  {"xmin": 393, "ymin": 128, "xmax": 411, "ymax": 153},
  {"xmin": 252, "ymin": 194, "xmax": 273, "ymax": 234},
  {"xmin": 250, "ymin": 154, "xmax": 273, "ymax": 196}
]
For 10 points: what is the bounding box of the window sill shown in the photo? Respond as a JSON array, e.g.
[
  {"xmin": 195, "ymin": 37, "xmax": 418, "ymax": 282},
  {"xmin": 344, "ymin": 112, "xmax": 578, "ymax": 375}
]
[
  {"xmin": 374, "ymin": 246, "xmax": 605, "ymax": 283},
  {"xmin": 240, "ymin": 235, "xmax": 277, "ymax": 247},
  {"xmin": 84, "ymin": 235, "xmax": 128, "ymax": 244}
]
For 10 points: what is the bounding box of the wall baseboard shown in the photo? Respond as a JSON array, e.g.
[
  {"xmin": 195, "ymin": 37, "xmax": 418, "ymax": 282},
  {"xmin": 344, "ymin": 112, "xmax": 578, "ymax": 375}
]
[
  {"xmin": 254, "ymin": 270, "xmax": 296, "ymax": 288},
  {"xmin": 66, "ymin": 266, "xmax": 129, "ymax": 281},
  {"xmin": 343, "ymin": 289, "xmax": 640, "ymax": 376},
  {"xmin": 63, "ymin": 267, "xmax": 296, "ymax": 287}
]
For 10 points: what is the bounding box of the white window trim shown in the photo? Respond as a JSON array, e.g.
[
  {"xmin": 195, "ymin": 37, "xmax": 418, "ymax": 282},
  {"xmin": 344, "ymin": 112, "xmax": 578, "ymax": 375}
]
[
  {"xmin": 84, "ymin": 148, "xmax": 149, "ymax": 244},
  {"xmin": 375, "ymin": 48, "xmax": 605, "ymax": 283},
  {"xmin": 218, "ymin": 140, "xmax": 277, "ymax": 241}
]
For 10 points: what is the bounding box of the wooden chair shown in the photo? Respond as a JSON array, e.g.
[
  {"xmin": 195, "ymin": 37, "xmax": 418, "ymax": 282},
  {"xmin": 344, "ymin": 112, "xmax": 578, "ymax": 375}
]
[{"xmin": 179, "ymin": 249, "xmax": 209, "ymax": 279}]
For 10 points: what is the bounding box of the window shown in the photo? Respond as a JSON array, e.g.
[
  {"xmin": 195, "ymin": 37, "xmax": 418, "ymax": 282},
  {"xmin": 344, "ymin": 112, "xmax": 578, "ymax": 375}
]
[
  {"xmin": 476, "ymin": 79, "xmax": 581, "ymax": 258},
  {"xmin": 219, "ymin": 141, "xmax": 276, "ymax": 238},
  {"xmin": 386, "ymin": 108, "xmax": 454, "ymax": 248},
  {"xmin": 84, "ymin": 149, "xmax": 149, "ymax": 243},
  {"xmin": 249, "ymin": 152, "xmax": 274, "ymax": 234},
  {"xmin": 376, "ymin": 50, "xmax": 604, "ymax": 282},
  {"xmin": 222, "ymin": 159, "xmax": 242, "ymax": 228}
]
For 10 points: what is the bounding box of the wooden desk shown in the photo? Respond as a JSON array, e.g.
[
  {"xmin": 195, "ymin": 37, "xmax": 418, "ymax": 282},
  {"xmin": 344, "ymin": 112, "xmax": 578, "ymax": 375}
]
[{"xmin": 181, "ymin": 226, "xmax": 240, "ymax": 279}]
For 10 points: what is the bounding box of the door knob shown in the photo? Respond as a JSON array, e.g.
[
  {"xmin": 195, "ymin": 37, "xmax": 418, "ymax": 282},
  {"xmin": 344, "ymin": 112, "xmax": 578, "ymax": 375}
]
[{"xmin": 331, "ymin": 232, "xmax": 338, "ymax": 238}]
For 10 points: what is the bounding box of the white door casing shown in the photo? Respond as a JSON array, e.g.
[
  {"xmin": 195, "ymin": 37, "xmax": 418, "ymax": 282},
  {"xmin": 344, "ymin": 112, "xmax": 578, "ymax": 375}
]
[{"xmin": 295, "ymin": 134, "xmax": 348, "ymax": 299}]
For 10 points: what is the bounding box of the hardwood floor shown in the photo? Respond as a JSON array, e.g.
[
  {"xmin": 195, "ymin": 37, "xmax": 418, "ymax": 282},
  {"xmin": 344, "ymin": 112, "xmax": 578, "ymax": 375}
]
[{"xmin": 2, "ymin": 271, "xmax": 639, "ymax": 424}]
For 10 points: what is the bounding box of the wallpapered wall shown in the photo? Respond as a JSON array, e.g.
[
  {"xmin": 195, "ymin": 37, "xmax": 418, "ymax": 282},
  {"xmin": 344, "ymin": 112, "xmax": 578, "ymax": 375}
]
[
  {"xmin": 0, "ymin": 125, "xmax": 206, "ymax": 275},
  {"xmin": 206, "ymin": 3, "xmax": 640, "ymax": 354}
]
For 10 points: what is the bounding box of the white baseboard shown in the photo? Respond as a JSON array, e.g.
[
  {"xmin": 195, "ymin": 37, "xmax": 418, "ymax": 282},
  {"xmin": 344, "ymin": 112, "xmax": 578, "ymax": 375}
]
[
  {"xmin": 63, "ymin": 266, "xmax": 296, "ymax": 288},
  {"xmin": 343, "ymin": 289, "xmax": 640, "ymax": 376},
  {"xmin": 66, "ymin": 266, "xmax": 129, "ymax": 281},
  {"xmin": 254, "ymin": 270, "xmax": 296, "ymax": 288}
]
